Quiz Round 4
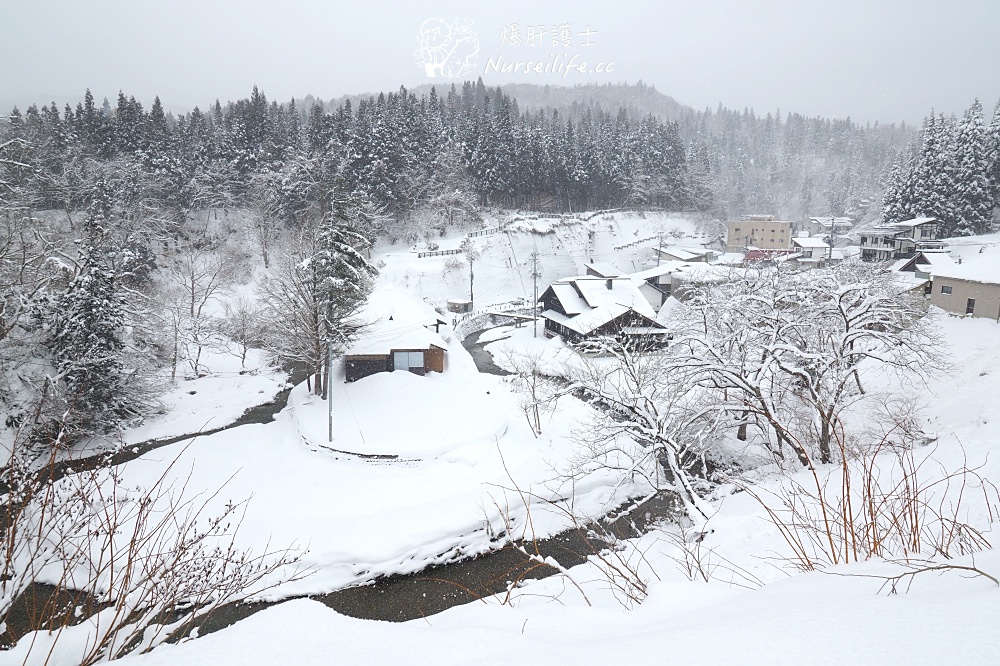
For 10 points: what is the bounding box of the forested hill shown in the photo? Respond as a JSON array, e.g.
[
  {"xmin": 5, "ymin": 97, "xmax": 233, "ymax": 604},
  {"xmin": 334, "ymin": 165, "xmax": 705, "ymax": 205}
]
[
  {"xmin": 2, "ymin": 80, "xmax": 912, "ymax": 228},
  {"xmin": 318, "ymin": 81, "xmax": 916, "ymax": 222}
]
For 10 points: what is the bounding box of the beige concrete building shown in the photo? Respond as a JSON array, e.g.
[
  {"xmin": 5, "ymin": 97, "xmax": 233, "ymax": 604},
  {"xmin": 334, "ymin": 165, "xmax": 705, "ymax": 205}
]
[
  {"xmin": 726, "ymin": 216, "xmax": 793, "ymax": 253},
  {"xmin": 931, "ymin": 271, "xmax": 1000, "ymax": 320}
]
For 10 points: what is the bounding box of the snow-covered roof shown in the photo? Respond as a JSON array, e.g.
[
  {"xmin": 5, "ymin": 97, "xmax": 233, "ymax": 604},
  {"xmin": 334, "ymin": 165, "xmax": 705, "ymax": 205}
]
[
  {"xmin": 629, "ymin": 260, "xmax": 689, "ymax": 281},
  {"xmin": 541, "ymin": 276, "xmax": 658, "ymax": 335},
  {"xmin": 573, "ymin": 277, "xmax": 654, "ymax": 317},
  {"xmin": 890, "ymin": 217, "xmax": 937, "ymax": 228},
  {"xmin": 889, "ymin": 258, "xmax": 911, "ymax": 272},
  {"xmin": 744, "ymin": 248, "xmax": 796, "ymax": 262},
  {"xmin": 935, "ymin": 260, "xmax": 1000, "ymax": 285},
  {"xmin": 808, "ymin": 216, "xmax": 853, "ymax": 228},
  {"xmin": 583, "ymin": 262, "xmax": 623, "ymax": 278},
  {"xmin": 346, "ymin": 286, "xmax": 447, "ymax": 356},
  {"xmin": 914, "ymin": 252, "xmax": 955, "ymax": 271},
  {"xmin": 792, "ymin": 237, "xmax": 831, "ymax": 249},
  {"xmin": 671, "ymin": 263, "xmax": 745, "ymax": 284},
  {"xmin": 891, "ymin": 273, "xmax": 931, "ymax": 295},
  {"xmin": 866, "ymin": 217, "xmax": 938, "ymax": 236},
  {"xmin": 714, "ymin": 252, "xmax": 748, "ymax": 265},
  {"xmin": 550, "ymin": 283, "xmax": 589, "ymax": 315}
]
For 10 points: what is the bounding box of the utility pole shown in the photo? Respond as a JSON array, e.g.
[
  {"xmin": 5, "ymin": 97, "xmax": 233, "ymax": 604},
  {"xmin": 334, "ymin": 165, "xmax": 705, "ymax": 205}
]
[
  {"xmin": 531, "ymin": 251, "xmax": 540, "ymax": 338},
  {"xmin": 827, "ymin": 218, "xmax": 836, "ymax": 263},
  {"xmin": 461, "ymin": 237, "xmax": 479, "ymax": 307},
  {"xmin": 656, "ymin": 233, "xmax": 664, "ymax": 267},
  {"xmin": 327, "ymin": 339, "xmax": 333, "ymax": 443}
]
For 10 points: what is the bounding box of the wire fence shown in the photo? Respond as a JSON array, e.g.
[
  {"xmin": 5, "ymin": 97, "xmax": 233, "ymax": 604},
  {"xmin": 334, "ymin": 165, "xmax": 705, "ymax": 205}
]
[
  {"xmin": 466, "ymin": 226, "xmax": 503, "ymax": 238},
  {"xmin": 614, "ymin": 235, "xmax": 659, "ymax": 251},
  {"xmin": 415, "ymin": 248, "xmax": 463, "ymax": 258}
]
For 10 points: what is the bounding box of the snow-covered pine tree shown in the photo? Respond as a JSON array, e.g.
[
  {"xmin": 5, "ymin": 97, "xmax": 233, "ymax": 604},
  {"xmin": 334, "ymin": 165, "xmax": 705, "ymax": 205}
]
[
  {"xmin": 114, "ymin": 92, "xmax": 144, "ymax": 155},
  {"xmin": 687, "ymin": 139, "xmax": 715, "ymax": 212},
  {"xmin": 424, "ymin": 138, "xmax": 479, "ymax": 230},
  {"xmin": 879, "ymin": 159, "xmax": 913, "ymax": 224},
  {"xmin": 43, "ymin": 243, "xmax": 137, "ymax": 435},
  {"xmin": 910, "ymin": 112, "xmax": 961, "ymax": 235},
  {"xmin": 953, "ymin": 99, "xmax": 995, "ymax": 235},
  {"xmin": 302, "ymin": 182, "xmax": 378, "ymax": 396},
  {"xmin": 986, "ymin": 98, "xmax": 1000, "ymax": 220}
]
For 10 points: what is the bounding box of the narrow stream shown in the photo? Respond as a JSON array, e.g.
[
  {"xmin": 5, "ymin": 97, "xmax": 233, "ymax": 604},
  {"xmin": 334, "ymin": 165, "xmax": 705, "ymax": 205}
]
[{"xmin": 2, "ymin": 334, "xmax": 679, "ymax": 647}]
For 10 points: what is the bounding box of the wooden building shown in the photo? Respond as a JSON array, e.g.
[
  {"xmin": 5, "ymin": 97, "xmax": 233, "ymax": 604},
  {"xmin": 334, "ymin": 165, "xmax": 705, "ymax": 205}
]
[
  {"xmin": 538, "ymin": 276, "xmax": 668, "ymax": 344},
  {"xmin": 345, "ymin": 345, "xmax": 446, "ymax": 383},
  {"xmin": 343, "ymin": 287, "xmax": 449, "ymax": 383}
]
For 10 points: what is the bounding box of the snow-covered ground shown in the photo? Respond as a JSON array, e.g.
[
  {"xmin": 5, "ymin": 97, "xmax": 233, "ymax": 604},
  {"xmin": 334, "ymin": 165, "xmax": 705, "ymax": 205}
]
[
  {"xmin": 106, "ymin": 548, "xmax": 1000, "ymax": 666},
  {"xmin": 87, "ymin": 328, "xmax": 631, "ymax": 599},
  {"xmin": 121, "ymin": 348, "xmax": 288, "ymax": 444},
  {"xmin": 376, "ymin": 211, "xmax": 712, "ymax": 310},
  {"xmin": 104, "ymin": 307, "xmax": 1000, "ymax": 666},
  {"xmin": 13, "ymin": 212, "xmax": 1000, "ymax": 665}
]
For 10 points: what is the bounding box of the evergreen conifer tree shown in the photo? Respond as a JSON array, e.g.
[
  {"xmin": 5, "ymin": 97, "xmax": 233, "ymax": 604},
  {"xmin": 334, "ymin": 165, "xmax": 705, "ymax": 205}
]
[{"xmin": 953, "ymin": 99, "xmax": 994, "ymax": 235}]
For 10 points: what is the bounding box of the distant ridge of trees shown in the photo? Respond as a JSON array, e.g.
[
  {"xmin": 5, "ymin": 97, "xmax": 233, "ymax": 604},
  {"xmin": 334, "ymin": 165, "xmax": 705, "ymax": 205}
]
[{"xmin": 3, "ymin": 80, "xmax": 922, "ymax": 228}]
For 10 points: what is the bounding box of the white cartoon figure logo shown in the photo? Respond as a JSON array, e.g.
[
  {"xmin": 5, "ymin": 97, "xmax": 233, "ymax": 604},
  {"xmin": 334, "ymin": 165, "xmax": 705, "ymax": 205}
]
[{"xmin": 414, "ymin": 18, "xmax": 479, "ymax": 78}]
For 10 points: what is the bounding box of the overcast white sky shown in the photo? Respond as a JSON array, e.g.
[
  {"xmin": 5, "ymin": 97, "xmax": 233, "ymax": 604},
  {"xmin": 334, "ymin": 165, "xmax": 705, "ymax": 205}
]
[{"xmin": 1, "ymin": 0, "xmax": 997, "ymax": 125}]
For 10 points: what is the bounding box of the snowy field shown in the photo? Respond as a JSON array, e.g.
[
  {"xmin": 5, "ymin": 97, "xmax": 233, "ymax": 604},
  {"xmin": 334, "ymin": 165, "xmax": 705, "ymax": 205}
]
[
  {"xmin": 100, "ymin": 309, "xmax": 1000, "ymax": 665},
  {"xmin": 60, "ymin": 213, "xmax": 702, "ymax": 597},
  {"xmin": 12, "ymin": 212, "xmax": 1000, "ymax": 665}
]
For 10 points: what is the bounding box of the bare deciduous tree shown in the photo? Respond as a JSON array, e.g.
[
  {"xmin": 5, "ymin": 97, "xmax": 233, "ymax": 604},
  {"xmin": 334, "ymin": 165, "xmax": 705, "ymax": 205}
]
[
  {"xmin": 219, "ymin": 296, "xmax": 264, "ymax": 369},
  {"xmin": 1, "ymin": 418, "xmax": 311, "ymax": 663},
  {"xmin": 162, "ymin": 242, "xmax": 247, "ymax": 378}
]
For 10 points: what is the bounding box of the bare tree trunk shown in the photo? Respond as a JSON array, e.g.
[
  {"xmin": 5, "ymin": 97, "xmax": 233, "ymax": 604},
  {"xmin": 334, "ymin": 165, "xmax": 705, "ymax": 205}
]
[{"xmin": 819, "ymin": 410, "xmax": 833, "ymax": 465}]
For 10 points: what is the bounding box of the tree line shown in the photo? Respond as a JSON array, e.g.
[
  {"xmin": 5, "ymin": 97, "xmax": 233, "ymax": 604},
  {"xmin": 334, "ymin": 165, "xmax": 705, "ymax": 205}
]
[
  {"xmin": 879, "ymin": 99, "xmax": 1000, "ymax": 236},
  {"xmin": 0, "ymin": 80, "xmax": 695, "ymax": 227}
]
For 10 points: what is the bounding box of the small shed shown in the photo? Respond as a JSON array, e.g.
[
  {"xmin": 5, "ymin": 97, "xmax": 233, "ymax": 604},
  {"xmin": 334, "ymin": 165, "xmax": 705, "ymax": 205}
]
[
  {"xmin": 344, "ymin": 288, "xmax": 449, "ymax": 383},
  {"xmin": 447, "ymin": 298, "xmax": 473, "ymax": 314}
]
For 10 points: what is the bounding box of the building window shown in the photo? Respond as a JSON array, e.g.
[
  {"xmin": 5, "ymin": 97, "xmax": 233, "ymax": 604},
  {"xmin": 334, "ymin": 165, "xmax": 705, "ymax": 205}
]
[
  {"xmin": 921, "ymin": 228, "xmax": 932, "ymax": 238},
  {"xmin": 940, "ymin": 285, "xmax": 952, "ymax": 295},
  {"xmin": 966, "ymin": 298, "xmax": 976, "ymax": 314},
  {"xmin": 393, "ymin": 351, "xmax": 425, "ymax": 372}
]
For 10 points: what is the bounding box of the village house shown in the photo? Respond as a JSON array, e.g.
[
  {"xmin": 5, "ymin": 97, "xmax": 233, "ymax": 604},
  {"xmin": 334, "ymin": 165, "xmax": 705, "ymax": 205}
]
[
  {"xmin": 930, "ymin": 256, "xmax": 1000, "ymax": 320},
  {"xmin": 652, "ymin": 246, "xmax": 712, "ymax": 263},
  {"xmin": 886, "ymin": 250, "xmax": 955, "ymax": 296},
  {"xmin": 789, "ymin": 237, "xmax": 833, "ymax": 268},
  {"xmin": 725, "ymin": 215, "xmax": 793, "ymax": 253},
  {"xmin": 860, "ymin": 217, "xmax": 945, "ymax": 262},
  {"xmin": 344, "ymin": 288, "xmax": 448, "ymax": 382},
  {"xmin": 799, "ymin": 216, "xmax": 854, "ymax": 237},
  {"xmin": 538, "ymin": 276, "xmax": 668, "ymax": 344},
  {"xmin": 627, "ymin": 262, "xmax": 685, "ymax": 311}
]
